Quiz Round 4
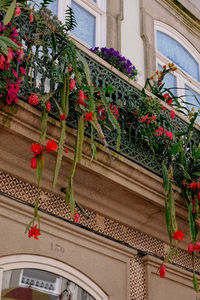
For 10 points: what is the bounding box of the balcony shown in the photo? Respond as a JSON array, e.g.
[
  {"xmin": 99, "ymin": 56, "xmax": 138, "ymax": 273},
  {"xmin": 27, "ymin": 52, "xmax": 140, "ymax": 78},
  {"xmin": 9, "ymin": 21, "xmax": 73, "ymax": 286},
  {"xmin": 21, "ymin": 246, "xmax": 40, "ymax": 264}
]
[{"xmin": 0, "ymin": 11, "xmax": 198, "ymax": 249}]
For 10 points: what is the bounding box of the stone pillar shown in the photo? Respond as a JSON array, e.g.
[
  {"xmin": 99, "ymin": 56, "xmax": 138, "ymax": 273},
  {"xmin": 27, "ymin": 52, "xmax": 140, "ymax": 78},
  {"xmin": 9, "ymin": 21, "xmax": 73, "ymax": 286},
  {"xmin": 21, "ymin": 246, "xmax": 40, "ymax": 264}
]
[{"xmin": 106, "ymin": 0, "xmax": 124, "ymax": 51}]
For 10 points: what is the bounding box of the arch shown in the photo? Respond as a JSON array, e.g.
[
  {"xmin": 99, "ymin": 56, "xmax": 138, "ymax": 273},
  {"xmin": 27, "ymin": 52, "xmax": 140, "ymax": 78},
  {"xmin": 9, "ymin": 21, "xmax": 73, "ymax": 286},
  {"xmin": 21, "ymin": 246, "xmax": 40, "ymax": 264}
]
[
  {"xmin": 0, "ymin": 254, "xmax": 108, "ymax": 300},
  {"xmin": 154, "ymin": 20, "xmax": 200, "ymax": 82}
]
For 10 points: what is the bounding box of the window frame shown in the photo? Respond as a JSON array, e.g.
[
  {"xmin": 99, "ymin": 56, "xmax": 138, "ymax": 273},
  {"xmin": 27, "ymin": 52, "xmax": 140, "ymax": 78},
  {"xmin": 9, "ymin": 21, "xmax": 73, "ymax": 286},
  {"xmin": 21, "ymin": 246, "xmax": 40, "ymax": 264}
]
[
  {"xmin": 57, "ymin": 0, "xmax": 106, "ymax": 48},
  {"xmin": 155, "ymin": 20, "xmax": 200, "ymax": 109}
]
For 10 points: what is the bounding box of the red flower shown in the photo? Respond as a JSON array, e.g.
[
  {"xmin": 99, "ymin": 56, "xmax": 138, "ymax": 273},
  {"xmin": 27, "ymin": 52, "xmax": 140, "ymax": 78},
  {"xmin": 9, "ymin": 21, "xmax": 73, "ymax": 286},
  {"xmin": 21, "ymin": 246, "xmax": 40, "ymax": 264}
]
[
  {"xmin": 173, "ymin": 229, "xmax": 184, "ymax": 241},
  {"xmin": 160, "ymin": 106, "xmax": 166, "ymax": 110},
  {"xmin": 12, "ymin": 68, "xmax": 18, "ymax": 77},
  {"xmin": 46, "ymin": 101, "xmax": 51, "ymax": 112},
  {"xmin": 77, "ymin": 99, "xmax": 87, "ymax": 107},
  {"xmin": 20, "ymin": 67, "xmax": 26, "ymax": 75},
  {"xmin": 15, "ymin": 6, "xmax": 21, "ymax": 17},
  {"xmin": 28, "ymin": 94, "xmax": 39, "ymax": 106},
  {"xmin": 28, "ymin": 225, "xmax": 40, "ymax": 239},
  {"xmin": 195, "ymin": 241, "xmax": 200, "ymax": 251},
  {"xmin": 159, "ymin": 264, "xmax": 166, "ymax": 278},
  {"xmin": 30, "ymin": 11, "xmax": 34, "ymax": 23},
  {"xmin": 155, "ymin": 127, "xmax": 164, "ymax": 136},
  {"xmin": 165, "ymin": 130, "xmax": 173, "ymax": 140},
  {"xmin": 64, "ymin": 149, "xmax": 69, "ymax": 154},
  {"xmin": 0, "ymin": 55, "xmax": 5, "ymax": 69},
  {"xmin": 170, "ymin": 110, "xmax": 175, "ymax": 119},
  {"xmin": 188, "ymin": 243, "xmax": 195, "ymax": 253},
  {"xmin": 69, "ymin": 79, "xmax": 76, "ymax": 91},
  {"xmin": 163, "ymin": 93, "xmax": 173, "ymax": 105},
  {"xmin": 30, "ymin": 157, "xmax": 37, "ymax": 169},
  {"xmin": 60, "ymin": 114, "xmax": 67, "ymax": 120},
  {"xmin": 73, "ymin": 213, "xmax": 79, "ymax": 223},
  {"xmin": 30, "ymin": 143, "xmax": 43, "ymax": 155},
  {"xmin": 84, "ymin": 112, "xmax": 93, "ymax": 121},
  {"xmin": 68, "ymin": 65, "xmax": 72, "ymax": 73},
  {"xmin": 45, "ymin": 140, "xmax": 58, "ymax": 152}
]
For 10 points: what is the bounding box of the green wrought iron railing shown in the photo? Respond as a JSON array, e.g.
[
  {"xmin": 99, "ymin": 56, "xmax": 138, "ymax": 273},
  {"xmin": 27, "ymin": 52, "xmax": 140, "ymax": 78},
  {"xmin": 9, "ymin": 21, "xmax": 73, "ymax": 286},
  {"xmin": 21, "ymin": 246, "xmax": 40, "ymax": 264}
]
[{"xmin": 7, "ymin": 13, "xmax": 200, "ymax": 177}]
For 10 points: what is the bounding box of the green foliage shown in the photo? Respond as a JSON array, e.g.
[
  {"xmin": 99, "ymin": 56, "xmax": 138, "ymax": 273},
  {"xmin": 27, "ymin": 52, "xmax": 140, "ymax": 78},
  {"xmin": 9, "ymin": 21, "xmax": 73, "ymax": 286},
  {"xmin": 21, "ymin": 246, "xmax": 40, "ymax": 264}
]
[
  {"xmin": 3, "ymin": 0, "xmax": 16, "ymax": 25},
  {"xmin": 61, "ymin": 6, "xmax": 77, "ymax": 33},
  {"xmin": 193, "ymin": 274, "xmax": 199, "ymax": 293},
  {"xmin": 39, "ymin": 0, "xmax": 56, "ymax": 8}
]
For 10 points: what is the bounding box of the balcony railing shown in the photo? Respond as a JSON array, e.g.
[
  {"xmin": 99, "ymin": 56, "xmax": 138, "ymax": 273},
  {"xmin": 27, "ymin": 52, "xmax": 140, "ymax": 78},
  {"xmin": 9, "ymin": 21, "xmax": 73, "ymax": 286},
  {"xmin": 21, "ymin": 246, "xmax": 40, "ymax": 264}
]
[{"xmin": 11, "ymin": 12, "xmax": 200, "ymax": 178}]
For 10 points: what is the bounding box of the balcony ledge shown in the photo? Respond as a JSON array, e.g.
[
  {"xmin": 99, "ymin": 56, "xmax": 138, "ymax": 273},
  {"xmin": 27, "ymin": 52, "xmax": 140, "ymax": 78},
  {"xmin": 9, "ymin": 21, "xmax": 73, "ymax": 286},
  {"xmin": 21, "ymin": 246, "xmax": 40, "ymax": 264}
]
[{"xmin": 0, "ymin": 99, "xmax": 191, "ymax": 251}]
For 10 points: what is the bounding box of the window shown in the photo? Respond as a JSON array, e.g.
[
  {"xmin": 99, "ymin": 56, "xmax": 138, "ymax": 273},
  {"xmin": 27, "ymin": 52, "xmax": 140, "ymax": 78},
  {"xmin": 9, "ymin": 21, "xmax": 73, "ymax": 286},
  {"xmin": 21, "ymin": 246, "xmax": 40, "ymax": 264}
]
[
  {"xmin": 155, "ymin": 21, "xmax": 200, "ymax": 111},
  {"xmin": 34, "ymin": 0, "xmax": 106, "ymax": 48}
]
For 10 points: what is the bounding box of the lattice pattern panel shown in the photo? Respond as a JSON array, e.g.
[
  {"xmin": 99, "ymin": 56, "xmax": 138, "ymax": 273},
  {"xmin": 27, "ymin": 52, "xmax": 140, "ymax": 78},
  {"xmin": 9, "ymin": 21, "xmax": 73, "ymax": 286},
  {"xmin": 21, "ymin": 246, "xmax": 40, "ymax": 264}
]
[{"xmin": 1, "ymin": 171, "xmax": 200, "ymax": 300}]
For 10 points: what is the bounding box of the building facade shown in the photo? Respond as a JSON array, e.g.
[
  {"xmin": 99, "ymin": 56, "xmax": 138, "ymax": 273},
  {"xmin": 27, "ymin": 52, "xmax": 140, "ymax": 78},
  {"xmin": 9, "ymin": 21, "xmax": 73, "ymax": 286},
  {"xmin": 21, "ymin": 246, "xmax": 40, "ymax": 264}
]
[{"xmin": 1, "ymin": 0, "xmax": 200, "ymax": 299}]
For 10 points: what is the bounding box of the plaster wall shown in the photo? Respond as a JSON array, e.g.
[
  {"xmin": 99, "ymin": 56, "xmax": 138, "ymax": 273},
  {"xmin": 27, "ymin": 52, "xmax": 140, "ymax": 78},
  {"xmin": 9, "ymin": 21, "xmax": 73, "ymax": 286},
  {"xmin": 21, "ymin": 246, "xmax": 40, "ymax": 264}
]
[{"xmin": 121, "ymin": 0, "xmax": 145, "ymax": 85}]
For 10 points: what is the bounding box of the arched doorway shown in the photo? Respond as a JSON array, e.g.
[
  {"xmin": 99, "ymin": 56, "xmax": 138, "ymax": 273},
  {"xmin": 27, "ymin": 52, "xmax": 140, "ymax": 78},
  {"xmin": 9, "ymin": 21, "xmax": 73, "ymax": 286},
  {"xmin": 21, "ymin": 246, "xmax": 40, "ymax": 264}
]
[{"xmin": 0, "ymin": 255, "xmax": 108, "ymax": 300}]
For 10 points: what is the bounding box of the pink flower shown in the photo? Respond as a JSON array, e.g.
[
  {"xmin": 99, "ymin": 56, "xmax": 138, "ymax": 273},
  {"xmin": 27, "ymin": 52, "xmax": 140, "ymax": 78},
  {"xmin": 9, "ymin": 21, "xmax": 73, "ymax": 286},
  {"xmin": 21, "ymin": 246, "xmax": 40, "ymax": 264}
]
[
  {"xmin": 60, "ymin": 114, "xmax": 67, "ymax": 120},
  {"xmin": 188, "ymin": 243, "xmax": 195, "ymax": 253},
  {"xmin": 12, "ymin": 69, "xmax": 18, "ymax": 77},
  {"xmin": 28, "ymin": 94, "xmax": 39, "ymax": 106},
  {"xmin": 30, "ymin": 157, "xmax": 37, "ymax": 169},
  {"xmin": 140, "ymin": 115, "xmax": 149, "ymax": 123},
  {"xmin": 20, "ymin": 67, "xmax": 26, "ymax": 75},
  {"xmin": 165, "ymin": 130, "xmax": 173, "ymax": 140},
  {"xmin": 73, "ymin": 213, "xmax": 79, "ymax": 223},
  {"xmin": 173, "ymin": 229, "xmax": 184, "ymax": 241},
  {"xmin": 151, "ymin": 115, "xmax": 156, "ymax": 122},
  {"xmin": 30, "ymin": 11, "xmax": 34, "ymax": 23},
  {"xmin": 69, "ymin": 79, "xmax": 76, "ymax": 91},
  {"xmin": 155, "ymin": 127, "xmax": 164, "ymax": 136},
  {"xmin": 45, "ymin": 140, "xmax": 58, "ymax": 152},
  {"xmin": 0, "ymin": 55, "xmax": 5, "ymax": 69},
  {"xmin": 159, "ymin": 264, "xmax": 166, "ymax": 278},
  {"xmin": 170, "ymin": 110, "xmax": 175, "ymax": 119},
  {"xmin": 6, "ymin": 83, "xmax": 19, "ymax": 104},
  {"xmin": 15, "ymin": 6, "xmax": 21, "ymax": 17},
  {"xmin": 46, "ymin": 101, "xmax": 51, "ymax": 112},
  {"xmin": 79, "ymin": 90, "xmax": 85, "ymax": 101}
]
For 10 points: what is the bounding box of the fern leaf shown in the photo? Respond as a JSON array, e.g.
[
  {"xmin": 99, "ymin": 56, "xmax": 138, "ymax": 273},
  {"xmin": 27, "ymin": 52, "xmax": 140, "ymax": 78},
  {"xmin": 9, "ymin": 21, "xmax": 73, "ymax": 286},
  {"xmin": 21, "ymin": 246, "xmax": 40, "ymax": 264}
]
[
  {"xmin": 39, "ymin": 0, "xmax": 56, "ymax": 8},
  {"xmin": 62, "ymin": 6, "xmax": 77, "ymax": 33}
]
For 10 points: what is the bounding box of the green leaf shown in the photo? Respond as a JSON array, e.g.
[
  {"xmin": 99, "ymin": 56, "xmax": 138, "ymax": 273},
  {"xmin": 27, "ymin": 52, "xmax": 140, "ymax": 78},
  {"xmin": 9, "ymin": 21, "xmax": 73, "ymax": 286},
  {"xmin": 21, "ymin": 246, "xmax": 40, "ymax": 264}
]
[
  {"xmin": 3, "ymin": 0, "xmax": 16, "ymax": 26},
  {"xmin": 77, "ymin": 117, "xmax": 84, "ymax": 163},
  {"xmin": 69, "ymin": 188, "xmax": 75, "ymax": 218},
  {"xmin": 76, "ymin": 51, "xmax": 91, "ymax": 85},
  {"xmin": 91, "ymin": 126, "xmax": 97, "ymax": 161},
  {"xmin": 189, "ymin": 203, "xmax": 198, "ymax": 243},
  {"xmin": 52, "ymin": 121, "xmax": 66, "ymax": 189},
  {"xmin": 169, "ymin": 138, "xmax": 183, "ymax": 156},
  {"xmin": 0, "ymin": 39, "xmax": 8, "ymax": 55},
  {"xmin": 165, "ymin": 199, "xmax": 172, "ymax": 242},
  {"xmin": 0, "ymin": 36, "xmax": 19, "ymax": 50},
  {"xmin": 193, "ymin": 274, "xmax": 199, "ymax": 293},
  {"xmin": 40, "ymin": 109, "xmax": 48, "ymax": 140},
  {"xmin": 162, "ymin": 162, "xmax": 169, "ymax": 195},
  {"xmin": 169, "ymin": 184, "xmax": 177, "ymax": 233},
  {"xmin": 192, "ymin": 172, "xmax": 200, "ymax": 177},
  {"xmin": 36, "ymin": 152, "xmax": 44, "ymax": 185}
]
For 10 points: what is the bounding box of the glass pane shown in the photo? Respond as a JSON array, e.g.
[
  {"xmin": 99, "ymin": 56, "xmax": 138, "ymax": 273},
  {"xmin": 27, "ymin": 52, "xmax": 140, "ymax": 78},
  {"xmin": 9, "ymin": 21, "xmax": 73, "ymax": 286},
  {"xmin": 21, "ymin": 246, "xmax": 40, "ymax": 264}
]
[
  {"xmin": 32, "ymin": 0, "xmax": 58, "ymax": 14},
  {"xmin": 185, "ymin": 85, "xmax": 200, "ymax": 111},
  {"xmin": 2, "ymin": 268, "xmax": 95, "ymax": 300},
  {"xmin": 158, "ymin": 64, "xmax": 177, "ymax": 96},
  {"xmin": 157, "ymin": 31, "xmax": 200, "ymax": 81},
  {"xmin": 71, "ymin": 1, "xmax": 96, "ymax": 47}
]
